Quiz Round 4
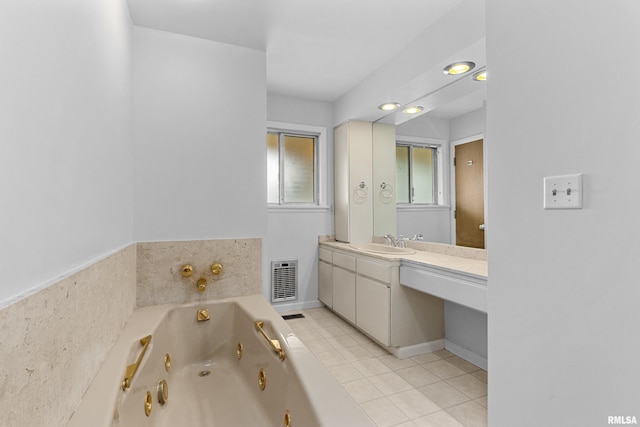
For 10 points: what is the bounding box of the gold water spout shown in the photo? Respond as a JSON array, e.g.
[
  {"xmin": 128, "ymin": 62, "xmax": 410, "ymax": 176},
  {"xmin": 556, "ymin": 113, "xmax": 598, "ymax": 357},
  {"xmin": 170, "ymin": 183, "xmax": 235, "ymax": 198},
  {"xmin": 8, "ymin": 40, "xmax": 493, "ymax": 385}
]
[{"xmin": 196, "ymin": 278, "xmax": 207, "ymax": 292}]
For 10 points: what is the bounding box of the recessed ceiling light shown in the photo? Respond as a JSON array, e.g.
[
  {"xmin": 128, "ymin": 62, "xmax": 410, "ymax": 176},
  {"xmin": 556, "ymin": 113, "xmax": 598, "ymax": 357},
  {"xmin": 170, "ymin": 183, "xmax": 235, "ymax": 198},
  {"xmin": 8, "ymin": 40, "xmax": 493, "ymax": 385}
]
[
  {"xmin": 403, "ymin": 106, "xmax": 424, "ymax": 114},
  {"xmin": 443, "ymin": 61, "xmax": 475, "ymax": 75},
  {"xmin": 378, "ymin": 102, "xmax": 400, "ymax": 111},
  {"xmin": 472, "ymin": 70, "xmax": 487, "ymax": 81}
]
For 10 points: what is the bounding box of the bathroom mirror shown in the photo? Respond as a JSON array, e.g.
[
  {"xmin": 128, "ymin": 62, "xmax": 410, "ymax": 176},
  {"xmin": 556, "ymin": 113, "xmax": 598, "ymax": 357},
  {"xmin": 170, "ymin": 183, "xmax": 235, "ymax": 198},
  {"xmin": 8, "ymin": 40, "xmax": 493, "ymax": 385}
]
[{"xmin": 372, "ymin": 69, "xmax": 487, "ymax": 247}]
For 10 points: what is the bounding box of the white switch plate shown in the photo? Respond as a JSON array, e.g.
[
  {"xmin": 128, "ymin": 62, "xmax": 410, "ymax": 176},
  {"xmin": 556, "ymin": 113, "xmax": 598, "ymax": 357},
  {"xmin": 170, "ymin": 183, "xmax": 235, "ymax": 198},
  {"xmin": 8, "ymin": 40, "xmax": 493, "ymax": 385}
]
[{"xmin": 543, "ymin": 173, "xmax": 583, "ymax": 209}]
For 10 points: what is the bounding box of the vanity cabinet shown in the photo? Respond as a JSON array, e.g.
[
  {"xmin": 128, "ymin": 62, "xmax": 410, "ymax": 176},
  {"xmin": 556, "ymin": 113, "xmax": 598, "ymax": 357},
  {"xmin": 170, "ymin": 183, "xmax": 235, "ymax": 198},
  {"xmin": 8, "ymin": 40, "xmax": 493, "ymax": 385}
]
[{"xmin": 319, "ymin": 244, "xmax": 444, "ymax": 354}]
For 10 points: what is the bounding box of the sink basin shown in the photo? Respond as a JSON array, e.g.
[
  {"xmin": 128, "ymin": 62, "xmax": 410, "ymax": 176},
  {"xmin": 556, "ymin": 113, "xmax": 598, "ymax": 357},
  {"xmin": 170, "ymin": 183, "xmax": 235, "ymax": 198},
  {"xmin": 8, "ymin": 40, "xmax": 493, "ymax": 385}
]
[{"xmin": 349, "ymin": 243, "xmax": 415, "ymax": 255}]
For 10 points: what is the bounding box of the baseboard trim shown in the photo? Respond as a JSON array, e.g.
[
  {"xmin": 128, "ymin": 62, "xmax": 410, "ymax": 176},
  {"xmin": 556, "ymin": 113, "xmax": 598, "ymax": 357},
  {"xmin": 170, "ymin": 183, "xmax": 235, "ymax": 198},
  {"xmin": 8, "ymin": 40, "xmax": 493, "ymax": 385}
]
[
  {"xmin": 271, "ymin": 299, "xmax": 324, "ymax": 313},
  {"xmin": 445, "ymin": 339, "xmax": 488, "ymax": 370},
  {"xmin": 388, "ymin": 339, "xmax": 445, "ymax": 359}
]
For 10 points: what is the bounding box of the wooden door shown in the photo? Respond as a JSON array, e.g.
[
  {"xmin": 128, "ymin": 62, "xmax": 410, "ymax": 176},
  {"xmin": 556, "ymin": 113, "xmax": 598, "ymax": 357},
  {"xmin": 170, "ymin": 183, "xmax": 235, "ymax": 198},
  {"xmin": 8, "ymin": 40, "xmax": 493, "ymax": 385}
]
[{"xmin": 455, "ymin": 139, "xmax": 485, "ymax": 249}]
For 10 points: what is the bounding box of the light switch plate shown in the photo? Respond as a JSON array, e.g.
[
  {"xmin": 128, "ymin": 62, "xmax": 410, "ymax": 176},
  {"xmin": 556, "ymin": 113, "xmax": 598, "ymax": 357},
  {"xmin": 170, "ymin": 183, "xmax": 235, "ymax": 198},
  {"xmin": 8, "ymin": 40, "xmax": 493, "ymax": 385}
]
[{"xmin": 543, "ymin": 173, "xmax": 583, "ymax": 209}]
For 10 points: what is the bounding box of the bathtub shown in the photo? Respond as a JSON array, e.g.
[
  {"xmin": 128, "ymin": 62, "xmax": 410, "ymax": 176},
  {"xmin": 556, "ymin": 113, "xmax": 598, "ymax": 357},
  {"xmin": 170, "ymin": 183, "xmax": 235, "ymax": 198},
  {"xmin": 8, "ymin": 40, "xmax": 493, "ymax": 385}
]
[{"xmin": 68, "ymin": 295, "xmax": 374, "ymax": 426}]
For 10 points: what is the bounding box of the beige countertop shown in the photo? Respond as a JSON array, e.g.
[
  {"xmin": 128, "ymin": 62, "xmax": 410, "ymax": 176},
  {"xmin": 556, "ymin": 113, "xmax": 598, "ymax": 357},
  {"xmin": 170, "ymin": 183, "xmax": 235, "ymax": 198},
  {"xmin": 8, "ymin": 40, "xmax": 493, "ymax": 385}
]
[{"xmin": 319, "ymin": 240, "xmax": 488, "ymax": 280}]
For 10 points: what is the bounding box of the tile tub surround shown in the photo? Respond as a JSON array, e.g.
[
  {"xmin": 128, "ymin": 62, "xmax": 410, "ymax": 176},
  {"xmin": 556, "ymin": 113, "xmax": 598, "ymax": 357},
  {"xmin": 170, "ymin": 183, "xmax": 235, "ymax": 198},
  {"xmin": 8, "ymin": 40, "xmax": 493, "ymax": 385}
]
[
  {"xmin": 0, "ymin": 244, "xmax": 137, "ymax": 427},
  {"xmin": 0, "ymin": 237, "xmax": 261, "ymax": 426},
  {"xmin": 136, "ymin": 238, "xmax": 262, "ymax": 307}
]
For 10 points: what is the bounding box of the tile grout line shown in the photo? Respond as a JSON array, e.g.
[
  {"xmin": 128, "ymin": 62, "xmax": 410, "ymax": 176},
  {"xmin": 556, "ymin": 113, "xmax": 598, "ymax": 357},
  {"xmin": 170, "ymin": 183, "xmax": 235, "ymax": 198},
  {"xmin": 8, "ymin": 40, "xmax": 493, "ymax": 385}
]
[{"xmin": 284, "ymin": 308, "xmax": 487, "ymax": 427}]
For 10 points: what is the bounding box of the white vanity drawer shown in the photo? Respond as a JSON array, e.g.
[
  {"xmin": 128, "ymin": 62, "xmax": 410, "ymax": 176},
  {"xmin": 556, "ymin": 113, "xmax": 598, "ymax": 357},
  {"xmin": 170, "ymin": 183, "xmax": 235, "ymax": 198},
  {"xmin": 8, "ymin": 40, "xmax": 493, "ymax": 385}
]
[
  {"xmin": 357, "ymin": 258, "xmax": 391, "ymax": 284},
  {"xmin": 333, "ymin": 252, "xmax": 356, "ymax": 271},
  {"xmin": 319, "ymin": 247, "xmax": 333, "ymax": 263}
]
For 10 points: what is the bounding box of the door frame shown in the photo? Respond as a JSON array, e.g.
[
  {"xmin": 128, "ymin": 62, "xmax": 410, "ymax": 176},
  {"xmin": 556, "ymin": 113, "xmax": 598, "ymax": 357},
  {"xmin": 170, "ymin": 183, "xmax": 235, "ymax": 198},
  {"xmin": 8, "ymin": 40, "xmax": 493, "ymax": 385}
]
[{"xmin": 450, "ymin": 133, "xmax": 488, "ymax": 249}]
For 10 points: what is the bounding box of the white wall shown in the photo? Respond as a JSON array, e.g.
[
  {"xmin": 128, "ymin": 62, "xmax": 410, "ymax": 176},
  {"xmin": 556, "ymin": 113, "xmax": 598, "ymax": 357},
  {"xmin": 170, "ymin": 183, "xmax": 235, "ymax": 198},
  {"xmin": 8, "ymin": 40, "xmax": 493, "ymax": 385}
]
[
  {"xmin": 445, "ymin": 302, "xmax": 487, "ymax": 367},
  {"xmin": 397, "ymin": 208, "xmax": 451, "ymax": 243},
  {"xmin": 266, "ymin": 94, "xmax": 334, "ymax": 309},
  {"xmin": 449, "ymin": 105, "xmax": 485, "ymax": 142},
  {"xmin": 133, "ymin": 27, "xmax": 267, "ymax": 243},
  {"xmin": 397, "ymin": 114, "xmax": 450, "ymax": 141},
  {"xmin": 487, "ymin": 1, "xmax": 640, "ymax": 424},
  {"xmin": 0, "ymin": 0, "xmax": 133, "ymax": 305}
]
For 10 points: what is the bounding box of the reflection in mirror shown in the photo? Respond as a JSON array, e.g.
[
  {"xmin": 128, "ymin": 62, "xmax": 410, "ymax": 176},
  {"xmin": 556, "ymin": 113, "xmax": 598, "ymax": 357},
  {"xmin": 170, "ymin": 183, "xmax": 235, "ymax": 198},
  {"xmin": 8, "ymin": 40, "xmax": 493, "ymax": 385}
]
[
  {"xmin": 396, "ymin": 145, "xmax": 410, "ymax": 203},
  {"xmin": 372, "ymin": 123, "xmax": 397, "ymax": 237},
  {"xmin": 395, "ymin": 144, "xmax": 437, "ymax": 204},
  {"xmin": 373, "ymin": 71, "xmax": 487, "ymax": 247}
]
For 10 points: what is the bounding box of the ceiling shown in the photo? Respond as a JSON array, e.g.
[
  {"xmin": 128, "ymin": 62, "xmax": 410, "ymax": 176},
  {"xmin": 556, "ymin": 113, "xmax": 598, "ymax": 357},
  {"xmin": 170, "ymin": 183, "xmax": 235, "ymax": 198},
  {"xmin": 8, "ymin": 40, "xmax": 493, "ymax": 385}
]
[{"xmin": 125, "ymin": 0, "xmax": 485, "ymax": 120}]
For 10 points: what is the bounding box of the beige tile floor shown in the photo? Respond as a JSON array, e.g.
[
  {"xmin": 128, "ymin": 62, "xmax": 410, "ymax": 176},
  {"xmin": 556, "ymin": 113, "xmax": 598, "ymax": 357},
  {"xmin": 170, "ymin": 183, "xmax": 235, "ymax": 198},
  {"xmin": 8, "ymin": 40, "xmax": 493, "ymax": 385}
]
[{"xmin": 283, "ymin": 307, "xmax": 487, "ymax": 427}]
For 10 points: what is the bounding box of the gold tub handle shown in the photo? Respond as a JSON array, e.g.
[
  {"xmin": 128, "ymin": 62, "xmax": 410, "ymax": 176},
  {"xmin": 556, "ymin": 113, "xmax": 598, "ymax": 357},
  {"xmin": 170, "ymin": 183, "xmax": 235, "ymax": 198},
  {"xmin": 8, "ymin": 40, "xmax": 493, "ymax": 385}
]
[
  {"xmin": 254, "ymin": 320, "xmax": 286, "ymax": 361},
  {"xmin": 122, "ymin": 335, "xmax": 152, "ymax": 391},
  {"xmin": 211, "ymin": 262, "xmax": 223, "ymax": 275}
]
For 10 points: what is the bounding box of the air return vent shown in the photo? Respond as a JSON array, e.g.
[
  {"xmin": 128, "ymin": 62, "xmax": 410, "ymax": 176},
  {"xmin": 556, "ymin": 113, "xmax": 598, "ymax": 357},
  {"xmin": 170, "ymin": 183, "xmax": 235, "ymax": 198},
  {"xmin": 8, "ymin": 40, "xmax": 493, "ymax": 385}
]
[{"xmin": 271, "ymin": 260, "xmax": 298, "ymax": 303}]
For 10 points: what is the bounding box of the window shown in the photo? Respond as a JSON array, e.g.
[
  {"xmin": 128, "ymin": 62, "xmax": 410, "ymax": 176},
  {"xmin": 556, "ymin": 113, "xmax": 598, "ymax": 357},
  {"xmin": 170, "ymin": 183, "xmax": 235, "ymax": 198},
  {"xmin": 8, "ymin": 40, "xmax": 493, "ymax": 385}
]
[
  {"xmin": 267, "ymin": 129, "xmax": 319, "ymax": 205},
  {"xmin": 396, "ymin": 143, "xmax": 438, "ymax": 204}
]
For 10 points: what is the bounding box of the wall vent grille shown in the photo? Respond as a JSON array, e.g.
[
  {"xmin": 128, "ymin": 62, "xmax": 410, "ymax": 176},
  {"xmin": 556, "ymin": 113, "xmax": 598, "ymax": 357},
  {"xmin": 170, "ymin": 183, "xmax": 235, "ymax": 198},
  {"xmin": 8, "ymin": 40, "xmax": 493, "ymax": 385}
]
[{"xmin": 271, "ymin": 260, "xmax": 298, "ymax": 303}]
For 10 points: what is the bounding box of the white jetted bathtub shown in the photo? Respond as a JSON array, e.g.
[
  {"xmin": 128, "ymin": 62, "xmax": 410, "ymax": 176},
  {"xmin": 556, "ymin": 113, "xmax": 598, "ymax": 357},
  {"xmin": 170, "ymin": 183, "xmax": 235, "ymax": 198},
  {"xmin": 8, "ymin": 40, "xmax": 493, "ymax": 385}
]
[{"xmin": 69, "ymin": 295, "xmax": 373, "ymax": 426}]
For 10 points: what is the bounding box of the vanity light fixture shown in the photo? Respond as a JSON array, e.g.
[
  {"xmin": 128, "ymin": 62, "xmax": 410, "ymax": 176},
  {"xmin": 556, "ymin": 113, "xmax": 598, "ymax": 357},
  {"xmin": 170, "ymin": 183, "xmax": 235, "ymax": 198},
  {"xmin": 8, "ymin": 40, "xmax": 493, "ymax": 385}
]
[
  {"xmin": 443, "ymin": 61, "xmax": 475, "ymax": 75},
  {"xmin": 472, "ymin": 70, "xmax": 487, "ymax": 81},
  {"xmin": 378, "ymin": 102, "xmax": 400, "ymax": 111},
  {"xmin": 402, "ymin": 106, "xmax": 424, "ymax": 114}
]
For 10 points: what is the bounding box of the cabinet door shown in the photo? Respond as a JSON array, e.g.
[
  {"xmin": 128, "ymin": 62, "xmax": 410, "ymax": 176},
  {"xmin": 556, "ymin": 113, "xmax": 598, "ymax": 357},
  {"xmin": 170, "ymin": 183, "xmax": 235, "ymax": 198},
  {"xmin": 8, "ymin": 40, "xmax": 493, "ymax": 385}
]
[
  {"xmin": 356, "ymin": 276, "xmax": 390, "ymax": 346},
  {"xmin": 332, "ymin": 266, "xmax": 356, "ymax": 323},
  {"xmin": 334, "ymin": 121, "xmax": 373, "ymax": 243},
  {"xmin": 318, "ymin": 260, "xmax": 333, "ymax": 307}
]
